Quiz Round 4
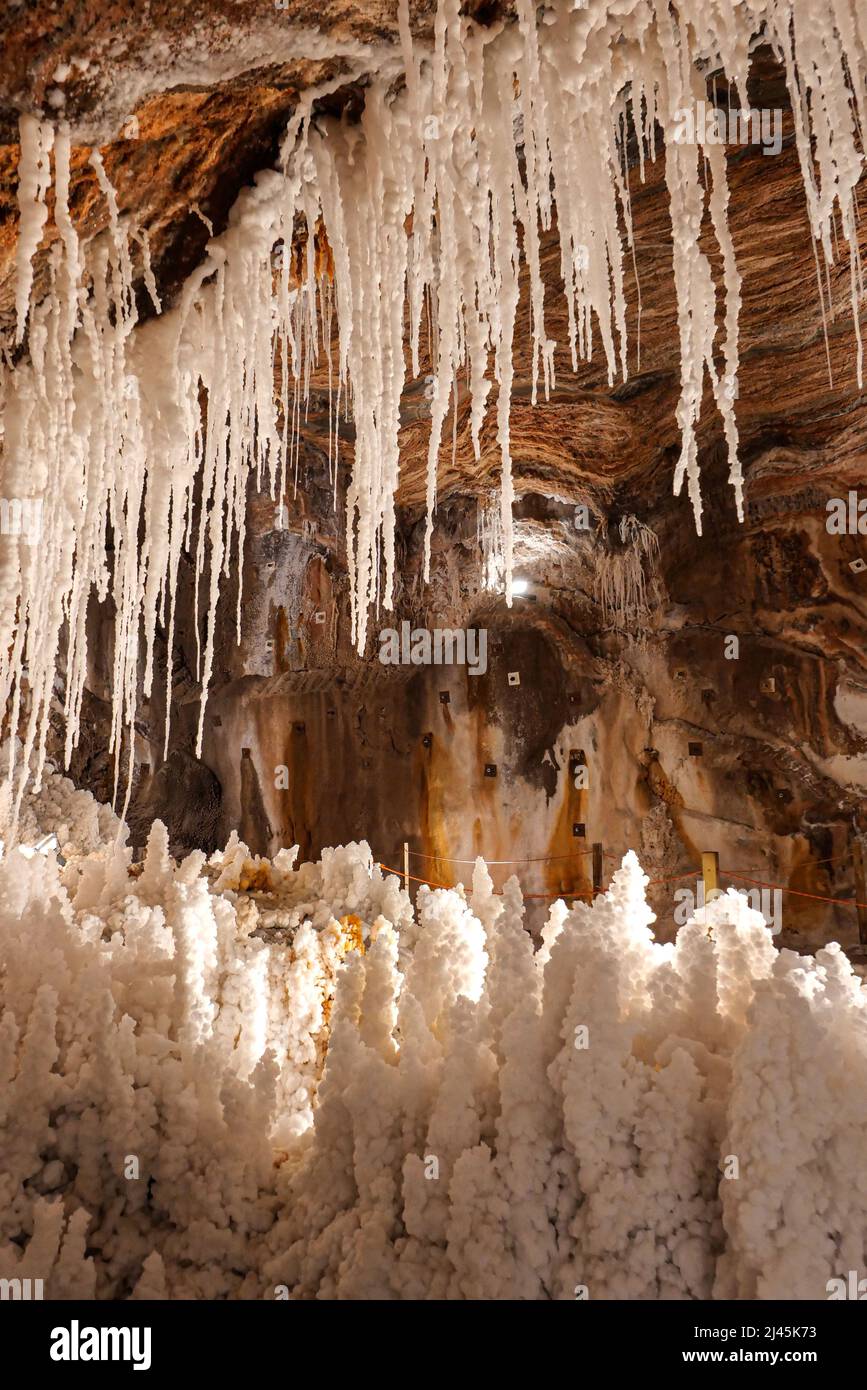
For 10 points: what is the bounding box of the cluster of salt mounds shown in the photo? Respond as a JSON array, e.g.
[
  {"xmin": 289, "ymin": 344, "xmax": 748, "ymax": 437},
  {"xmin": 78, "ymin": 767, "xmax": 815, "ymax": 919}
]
[{"xmin": 0, "ymin": 784, "xmax": 865, "ymax": 1299}]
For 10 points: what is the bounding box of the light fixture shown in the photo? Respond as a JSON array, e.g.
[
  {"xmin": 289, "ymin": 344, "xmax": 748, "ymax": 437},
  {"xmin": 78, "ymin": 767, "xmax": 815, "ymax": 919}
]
[
  {"xmin": 511, "ymin": 578, "xmax": 529, "ymax": 595},
  {"xmin": 15, "ymin": 833, "xmax": 63, "ymax": 863}
]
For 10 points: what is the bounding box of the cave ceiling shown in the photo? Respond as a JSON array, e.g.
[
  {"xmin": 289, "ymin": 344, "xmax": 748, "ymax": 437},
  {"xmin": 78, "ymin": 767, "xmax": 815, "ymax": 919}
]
[{"xmin": 0, "ymin": 2, "xmax": 864, "ymax": 535}]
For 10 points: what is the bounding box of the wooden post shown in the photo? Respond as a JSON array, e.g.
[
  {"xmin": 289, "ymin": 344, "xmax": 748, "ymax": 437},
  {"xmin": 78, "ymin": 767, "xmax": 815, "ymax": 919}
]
[
  {"xmin": 592, "ymin": 842, "xmax": 603, "ymax": 898},
  {"xmin": 702, "ymin": 851, "xmax": 719, "ymax": 903},
  {"xmin": 403, "ymin": 842, "xmax": 410, "ymax": 895},
  {"xmin": 853, "ymin": 839, "xmax": 867, "ymax": 945}
]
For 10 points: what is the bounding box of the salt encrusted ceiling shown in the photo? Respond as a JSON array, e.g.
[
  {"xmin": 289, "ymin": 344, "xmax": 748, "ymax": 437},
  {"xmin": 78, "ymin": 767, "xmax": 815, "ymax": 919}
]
[
  {"xmin": 0, "ymin": 0, "xmax": 442, "ymax": 333},
  {"xmin": 0, "ymin": 1, "xmax": 864, "ymax": 527}
]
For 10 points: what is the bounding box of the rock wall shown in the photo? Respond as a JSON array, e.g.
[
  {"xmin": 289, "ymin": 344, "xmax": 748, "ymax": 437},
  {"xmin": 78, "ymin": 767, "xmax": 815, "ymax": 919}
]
[
  {"xmin": 2, "ymin": 12, "xmax": 866, "ymax": 949},
  {"xmin": 111, "ymin": 464, "xmax": 867, "ymax": 950}
]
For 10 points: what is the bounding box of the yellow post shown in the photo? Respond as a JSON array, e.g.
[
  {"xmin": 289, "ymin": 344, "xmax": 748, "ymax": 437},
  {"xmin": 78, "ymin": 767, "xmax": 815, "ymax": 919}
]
[
  {"xmin": 403, "ymin": 842, "xmax": 410, "ymax": 895},
  {"xmin": 702, "ymin": 851, "xmax": 720, "ymax": 902},
  {"xmin": 701, "ymin": 851, "xmax": 720, "ymax": 942}
]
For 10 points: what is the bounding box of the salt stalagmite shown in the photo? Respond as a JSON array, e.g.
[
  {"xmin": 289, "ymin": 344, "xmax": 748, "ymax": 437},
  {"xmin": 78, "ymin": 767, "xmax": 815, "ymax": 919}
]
[{"xmin": 0, "ymin": 772, "xmax": 864, "ymax": 1300}]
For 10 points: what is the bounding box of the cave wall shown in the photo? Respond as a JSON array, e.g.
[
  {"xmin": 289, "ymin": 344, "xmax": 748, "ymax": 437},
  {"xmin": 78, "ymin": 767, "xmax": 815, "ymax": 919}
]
[
  {"xmin": 112, "ymin": 457, "xmax": 867, "ymax": 949},
  {"xmin": 5, "ymin": 20, "xmax": 864, "ymax": 949}
]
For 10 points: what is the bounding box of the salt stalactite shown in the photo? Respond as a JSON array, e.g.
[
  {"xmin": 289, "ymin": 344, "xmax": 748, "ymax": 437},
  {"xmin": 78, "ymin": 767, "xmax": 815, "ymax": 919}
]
[
  {"xmin": 13, "ymin": 115, "xmax": 54, "ymax": 345},
  {"xmin": 0, "ymin": 129, "xmax": 150, "ymax": 831},
  {"xmin": 309, "ymin": 85, "xmax": 415, "ymax": 652},
  {"xmin": 477, "ymin": 493, "xmax": 506, "ymax": 592},
  {"xmin": 2, "ymin": 1, "xmax": 867, "ymax": 802},
  {"xmin": 595, "ymin": 514, "xmax": 661, "ymax": 629}
]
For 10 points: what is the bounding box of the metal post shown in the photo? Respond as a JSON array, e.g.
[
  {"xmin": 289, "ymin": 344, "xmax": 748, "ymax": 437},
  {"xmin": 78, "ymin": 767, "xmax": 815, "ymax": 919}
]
[
  {"xmin": 403, "ymin": 841, "xmax": 410, "ymax": 895},
  {"xmin": 592, "ymin": 842, "xmax": 603, "ymax": 898},
  {"xmin": 853, "ymin": 839, "xmax": 867, "ymax": 946}
]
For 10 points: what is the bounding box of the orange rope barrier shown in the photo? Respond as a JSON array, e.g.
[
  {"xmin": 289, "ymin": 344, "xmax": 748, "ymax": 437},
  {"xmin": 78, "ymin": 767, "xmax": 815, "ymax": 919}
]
[
  {"xmin": 378, "ymin": 853, "xmax": 867, "ymax": 912},
  {"xmin": 646, "ymin": 869, "xmax": 702, "ymax": 886},
  {"xmin": 605, "ymin": 848, "xmax": 852, "ymax": 872},
  {"xmin": 406, "ymin": 848, "xmax": 596, "ymax": 865},
  {"xmin": 722, "ymin": 869, "xmax": 867, "ymax": 910},
  {"xmin": 638, "ymin": 866, "xmax": 867, "ymax": 908},
  {"xmin": 639, "ymin": 865, "xmax": 867, "ymax": 910},
  {"xmin": 378, "ymin": 863, "xmax": 592, "ymax": 900},
  {"xmin": 809, "ymin": 851, "xmax": 856, "ymax": 869},
  {"xmin": 525, "ymin": 889, "xmax": 594, "ymax": 900},
  {"xmin": 379, "ymin": 863, "xmax": 452, "ymax": 889}
]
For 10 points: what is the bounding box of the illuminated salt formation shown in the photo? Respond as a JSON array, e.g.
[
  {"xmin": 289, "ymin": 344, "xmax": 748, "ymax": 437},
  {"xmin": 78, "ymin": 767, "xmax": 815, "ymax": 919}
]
[{"xmin": 0, "ymin": 783, "xmax": 863, "ymax": 1299}]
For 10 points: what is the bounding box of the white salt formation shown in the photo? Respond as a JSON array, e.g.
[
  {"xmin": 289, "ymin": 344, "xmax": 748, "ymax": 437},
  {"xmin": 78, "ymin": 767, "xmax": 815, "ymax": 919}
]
[
  {"xmin": 13, "ymin": 115, "xmax": 53, "ymax": 345},
  {"xmin": 0, "ymin": 744, "xmax": 121, "ymax": 860},
  {"xmin": 595, "ymin": 514, "xmax": 661, "ymax": 629},
  {"xmin": 0, "ymin": 790, "xmax": 864, "ymax": 1300},
  {"xmin": 1, "ymin": 1, "xmax": 865, "ymax": 812}
]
